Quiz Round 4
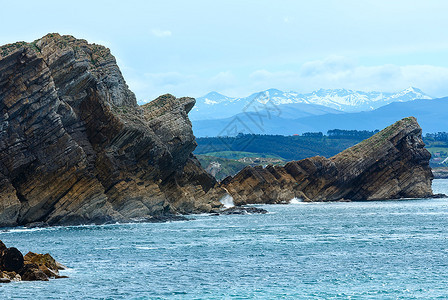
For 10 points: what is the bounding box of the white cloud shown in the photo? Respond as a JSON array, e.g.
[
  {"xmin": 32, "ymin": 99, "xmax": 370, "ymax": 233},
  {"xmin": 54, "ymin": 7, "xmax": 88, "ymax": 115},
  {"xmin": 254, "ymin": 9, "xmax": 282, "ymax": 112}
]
[
  {"xmin": 300, "ymin": 56, "xmax": 356, "ymax": 77},
  {"xmin": 248, "ymin": 57, "xmax": 448, "ymax": 97},
  {"xmin": 124, "ymin": 56, "xmax": 448, "ymax": 103},
  {"xmin": 208, "ymin": 71, "xmax": 237, "ymax": 90},
  {"xmin": 250, "ymin": 69, "xmax": 296, "ymax": 81},
  {"xmin": 151, "ymin": 29, "xmax": 172, "ymax": 37}
]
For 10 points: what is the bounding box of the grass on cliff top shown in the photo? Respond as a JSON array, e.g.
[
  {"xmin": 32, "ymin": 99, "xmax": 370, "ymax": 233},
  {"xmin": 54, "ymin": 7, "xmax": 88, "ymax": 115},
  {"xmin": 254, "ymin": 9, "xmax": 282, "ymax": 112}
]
[
  {"xmin": 0, "ymin": 41, "xmax": 28, "ymax": 57},
  {"xmin": 0, "ymin": 34, "xmax": 62, "ymax": 57},
  {"xmin": 1, "ymin": 33, "xmax": 111, "ymax": 68}
]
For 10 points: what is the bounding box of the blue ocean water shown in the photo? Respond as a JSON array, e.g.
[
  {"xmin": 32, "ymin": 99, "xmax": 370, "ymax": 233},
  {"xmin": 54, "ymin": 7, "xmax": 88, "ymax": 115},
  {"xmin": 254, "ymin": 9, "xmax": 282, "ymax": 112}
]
[{"xmin": 1, "ymin": 179, "xmax": 448, "ymax": 299}]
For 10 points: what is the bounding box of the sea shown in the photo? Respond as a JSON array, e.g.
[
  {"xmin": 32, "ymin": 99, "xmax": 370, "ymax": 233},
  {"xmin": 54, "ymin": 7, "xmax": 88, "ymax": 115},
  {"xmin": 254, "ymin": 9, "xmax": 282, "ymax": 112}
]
[{"xmin": 1, "ymin": 179, "xmax": 448, "ymax": 299}]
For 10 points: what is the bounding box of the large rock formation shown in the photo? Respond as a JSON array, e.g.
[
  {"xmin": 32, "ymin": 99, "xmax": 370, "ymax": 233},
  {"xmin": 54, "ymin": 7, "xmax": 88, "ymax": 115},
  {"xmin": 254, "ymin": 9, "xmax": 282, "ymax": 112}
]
[
  {"xmin": 221, "ymin": 117, "xmax": 434, "ymax": 205},
  {"xmin": 0, "ymin": 33, "xmax": 225, "ymax": 227}
]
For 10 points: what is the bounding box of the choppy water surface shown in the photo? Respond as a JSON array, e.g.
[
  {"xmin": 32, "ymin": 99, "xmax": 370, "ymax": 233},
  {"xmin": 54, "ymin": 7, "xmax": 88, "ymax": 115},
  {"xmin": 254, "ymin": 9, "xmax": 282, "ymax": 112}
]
[{"xmin": 1, "ymin": 179, "xmax": 448, "ymax": 299}]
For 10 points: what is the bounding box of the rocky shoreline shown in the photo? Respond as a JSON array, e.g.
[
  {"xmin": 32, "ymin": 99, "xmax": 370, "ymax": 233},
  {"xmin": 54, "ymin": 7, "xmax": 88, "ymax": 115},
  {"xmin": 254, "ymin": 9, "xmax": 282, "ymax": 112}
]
[
  {"xmin": 0, "ymin": 240, "xmax": 66, "ymax": 283},
  {"xmin": 0, "ymin": 33, "xmax": 440, "ymax": 228}
]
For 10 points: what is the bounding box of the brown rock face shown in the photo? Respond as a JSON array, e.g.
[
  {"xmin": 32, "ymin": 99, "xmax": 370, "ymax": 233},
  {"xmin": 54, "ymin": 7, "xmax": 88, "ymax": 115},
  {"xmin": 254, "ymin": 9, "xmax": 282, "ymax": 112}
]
[
  {"xmin": 23, "ymin": 252, "xmax": 66, "ymax": 279},
  {"xmin": 0, "ymin": 33, "xmax": 225, "ymax": 227},
  {"xmin": 222, "ymin": 117, "xmax": 434, "ymax": 205}
]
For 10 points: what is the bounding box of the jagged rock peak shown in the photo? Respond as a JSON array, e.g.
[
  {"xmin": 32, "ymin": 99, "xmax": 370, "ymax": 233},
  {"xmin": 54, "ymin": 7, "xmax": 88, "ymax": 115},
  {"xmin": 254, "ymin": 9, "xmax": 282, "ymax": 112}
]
[
  {"xmin": 0, "ymin": 33, "xmax": 136, "ymax": 107},
  {"xmin": 221, "ymin": 117, "xmax": 434, "ymax": 205}
]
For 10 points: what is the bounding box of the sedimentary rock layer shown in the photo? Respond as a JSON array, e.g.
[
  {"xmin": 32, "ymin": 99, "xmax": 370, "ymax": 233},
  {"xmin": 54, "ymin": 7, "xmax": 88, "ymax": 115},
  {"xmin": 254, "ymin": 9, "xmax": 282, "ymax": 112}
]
[
  {"xmin": 0, "ymin": 34, "xmax": 225, "ymax": 226},
  {"xmin": 221, "ymin": 117, "xmax": 434, "ymax": 205}
]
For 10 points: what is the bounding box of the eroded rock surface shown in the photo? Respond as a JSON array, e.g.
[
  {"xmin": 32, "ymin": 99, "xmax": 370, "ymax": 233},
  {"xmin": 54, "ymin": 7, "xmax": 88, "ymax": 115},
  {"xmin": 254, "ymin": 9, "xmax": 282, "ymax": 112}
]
[
  {"xmin": 0, "ymin": 33, "xmax": 225, "ymax": 227},
  {"xmin": 222, "ymin": 117, "xmax": 434, "ymax": 205}
]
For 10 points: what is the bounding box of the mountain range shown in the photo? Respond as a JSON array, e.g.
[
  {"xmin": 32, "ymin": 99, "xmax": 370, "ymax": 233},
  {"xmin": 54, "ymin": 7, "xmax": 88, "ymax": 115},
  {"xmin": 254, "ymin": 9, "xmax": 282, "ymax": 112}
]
[
  {"xmin": 189, "ymin": 87, "xmax": 432, "ymax": 121},
  {"xmin": 192, "ymin": 96, "xmax": 448, "ymax": 137}
]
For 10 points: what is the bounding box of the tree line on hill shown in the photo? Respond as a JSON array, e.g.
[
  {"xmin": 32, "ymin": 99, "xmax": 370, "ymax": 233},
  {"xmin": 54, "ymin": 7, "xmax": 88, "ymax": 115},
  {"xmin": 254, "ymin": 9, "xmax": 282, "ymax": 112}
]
[
  {"xmin": 195, "ymin": 130, "xmax": 376, "ymax": 161},
  {"xmin": 195, "ymin": 130, "xmax": 448, "ymax": 161},
  {"xmin": 425, "ymin": 132, "xmax": 448, "ymax": 142}
]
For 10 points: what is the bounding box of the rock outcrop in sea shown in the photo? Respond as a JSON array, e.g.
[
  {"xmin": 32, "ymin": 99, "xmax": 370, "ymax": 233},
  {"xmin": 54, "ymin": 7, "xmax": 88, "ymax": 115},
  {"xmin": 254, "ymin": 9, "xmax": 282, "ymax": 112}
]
[
  {"xmin": 0, "ymin": 34, "xmax": 225, "ymax": 227},
  {"xmin": 221, "ymin": 117, "xmax": 435, "ymax": 205},
  {"xmin": 0, "ymin": 240, "xmax": 66, "ymax": 282},
  {"xmin": 0, "ymin": 34, "xmax": 437, "ymax": 227}
]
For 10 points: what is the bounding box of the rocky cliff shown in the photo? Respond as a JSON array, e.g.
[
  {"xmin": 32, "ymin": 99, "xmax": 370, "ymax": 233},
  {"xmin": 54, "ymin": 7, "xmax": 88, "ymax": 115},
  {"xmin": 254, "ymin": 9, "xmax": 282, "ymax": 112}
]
[
  {"xmin": 221, "ymin": 117, "xmax": 434, "ymax": 205},
  {"xmin": 0, "ymin": 33, "xmax": 225, "ymax": 227}
]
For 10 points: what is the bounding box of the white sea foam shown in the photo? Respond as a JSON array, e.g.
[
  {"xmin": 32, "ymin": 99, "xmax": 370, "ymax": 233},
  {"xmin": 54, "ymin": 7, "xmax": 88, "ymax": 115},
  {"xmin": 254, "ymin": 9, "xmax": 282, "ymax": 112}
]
[
  {"xmin": 220, "ymin": 194, "xmax": 235, "ymax": 208},
  {"xmin": 95, "ymin": 247, "xmax": 120, "ymax": 250},
  {"xmin": 135, "ymin": 246, "xmax": 158, "ymax": 250},
  {"xmin": 2, "ymin": 227, "xmax": 55, "ymax": 233},
  {"xmin": 289, "ymin": 197, "xmax": 302, "ymax": 204}
]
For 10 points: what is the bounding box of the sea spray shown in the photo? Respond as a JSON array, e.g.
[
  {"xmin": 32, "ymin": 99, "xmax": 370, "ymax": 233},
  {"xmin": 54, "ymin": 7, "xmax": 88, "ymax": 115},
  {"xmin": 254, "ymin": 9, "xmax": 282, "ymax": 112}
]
[
  {"xmin": 220, "ymin": 194, "xmax": 235, "ymax": 208},
  {"xmin": 289, "ymin": 197, "xmax": 302, "ymax": 204}
]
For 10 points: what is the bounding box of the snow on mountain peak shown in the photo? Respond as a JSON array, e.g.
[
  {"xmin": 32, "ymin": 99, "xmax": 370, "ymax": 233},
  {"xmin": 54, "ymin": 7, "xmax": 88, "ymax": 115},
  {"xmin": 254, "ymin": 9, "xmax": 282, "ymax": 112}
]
[
  {"xmin": 388, "ymin": 87, "xmax": 431, "ymax": 101},
  {"xmin": 191, "ymin": 87, "xmax": 433, "ymax": 120}
]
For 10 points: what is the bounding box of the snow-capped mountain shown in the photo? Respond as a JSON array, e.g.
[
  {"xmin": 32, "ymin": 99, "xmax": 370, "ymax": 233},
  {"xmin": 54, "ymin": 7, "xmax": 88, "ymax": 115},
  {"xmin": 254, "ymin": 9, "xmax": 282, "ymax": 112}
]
[{"xmin": 189, "ymin": 87, "xmax": 432, "ymax": 121}]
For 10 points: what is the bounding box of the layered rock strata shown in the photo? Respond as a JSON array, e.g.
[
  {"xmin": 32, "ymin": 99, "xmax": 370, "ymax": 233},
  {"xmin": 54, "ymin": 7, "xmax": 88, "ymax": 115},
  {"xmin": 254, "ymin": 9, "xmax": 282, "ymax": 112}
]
[
  {"xmin": 221, "ymin": 117, "xmax": 434, "ymax": 205},
  {"xmin": 0, "ymin": 33, "xmax": 225, "ymax": 227}
]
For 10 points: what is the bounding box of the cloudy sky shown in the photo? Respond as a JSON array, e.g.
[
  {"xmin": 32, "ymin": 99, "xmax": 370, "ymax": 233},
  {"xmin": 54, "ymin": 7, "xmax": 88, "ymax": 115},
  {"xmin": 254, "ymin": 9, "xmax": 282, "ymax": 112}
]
[{"xmin": 1, "ymin": 0, "xmax": 448, "ymax": 102}]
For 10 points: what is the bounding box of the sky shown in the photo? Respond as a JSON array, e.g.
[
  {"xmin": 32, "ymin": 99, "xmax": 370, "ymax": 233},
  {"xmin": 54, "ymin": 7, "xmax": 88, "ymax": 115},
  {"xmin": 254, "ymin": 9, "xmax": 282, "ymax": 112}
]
[{"xmin": 1, "ymin": 0, "xmax": 448, "ymax": 102}]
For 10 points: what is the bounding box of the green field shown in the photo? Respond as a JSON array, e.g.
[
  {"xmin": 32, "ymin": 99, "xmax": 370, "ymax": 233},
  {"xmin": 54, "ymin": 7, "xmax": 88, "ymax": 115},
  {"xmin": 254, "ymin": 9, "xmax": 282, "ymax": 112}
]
[{"xmin": 426, "ymin": 147, "xmax": 448, "ymax": 155}]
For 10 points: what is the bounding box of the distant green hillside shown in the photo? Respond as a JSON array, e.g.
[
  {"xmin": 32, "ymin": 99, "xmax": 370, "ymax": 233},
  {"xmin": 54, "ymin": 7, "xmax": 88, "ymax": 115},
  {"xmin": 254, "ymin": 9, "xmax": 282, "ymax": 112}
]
[
  {"xmin": 425, "ymin": 133, "xmax": 448, "ymax": 167},
  {"xmin": 195, "ymin": 131, "xmax": 448, "ymax": 180},
  {"xmin": 195, "ymin": 133, "xmax": 368, "ymax": 161}
]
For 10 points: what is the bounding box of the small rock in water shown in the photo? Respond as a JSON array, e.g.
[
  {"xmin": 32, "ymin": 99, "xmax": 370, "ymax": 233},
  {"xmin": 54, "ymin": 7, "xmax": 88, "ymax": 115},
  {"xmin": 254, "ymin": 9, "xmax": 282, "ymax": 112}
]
[
  {"xmin": 219, "ymin": 206, "xmax": 268, "ymax": 215},
  {"xmin": 0, "ymin": 240, "xmax": 67, "ymax": 283},
  {"xmin": 24, "ymin": 252, "xmax": 67, "ymax": 279},
  {"xmin": 337, "ymin": 198, "xmax": 352, "ymax": 202},
  {"xmin": 430, "ymin": 193, "xmax": 448, "ymax": 199},
  {"xmin": 20, "ymin": 263, "xmax": 49, "ymax": 281},
  {"xmin": 131, "ymin": 215, "xmax": 190, "ymax": 223}
]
